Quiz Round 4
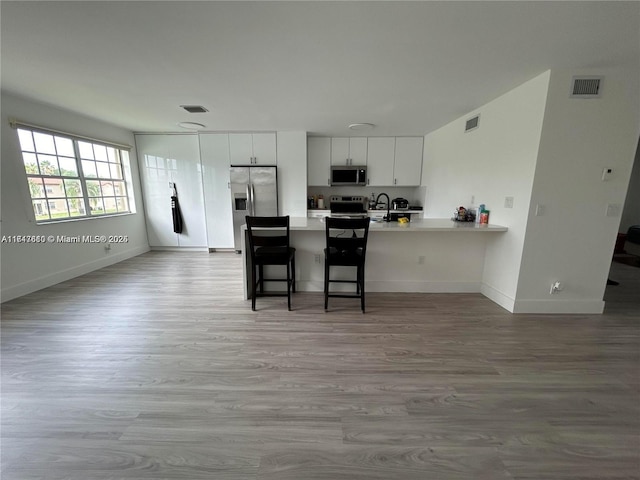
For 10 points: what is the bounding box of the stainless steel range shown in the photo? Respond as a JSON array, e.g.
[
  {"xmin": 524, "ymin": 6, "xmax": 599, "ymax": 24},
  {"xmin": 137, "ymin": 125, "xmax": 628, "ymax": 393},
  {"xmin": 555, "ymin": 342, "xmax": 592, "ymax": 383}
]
[{"xmin": 329, "ymin": 195, "xmax": 368, "ymax": 217}]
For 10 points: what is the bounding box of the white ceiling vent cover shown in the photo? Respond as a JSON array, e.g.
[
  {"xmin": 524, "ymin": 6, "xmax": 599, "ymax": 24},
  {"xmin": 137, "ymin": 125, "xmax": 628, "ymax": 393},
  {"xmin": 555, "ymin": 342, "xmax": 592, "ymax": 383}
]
[
  {"xmin": 465, "ymin": 115, "xmax": 480, "ymax": 132},
  {"xmin": 570, "ymin": 76, "xmax": 603, "ymax": 98}
]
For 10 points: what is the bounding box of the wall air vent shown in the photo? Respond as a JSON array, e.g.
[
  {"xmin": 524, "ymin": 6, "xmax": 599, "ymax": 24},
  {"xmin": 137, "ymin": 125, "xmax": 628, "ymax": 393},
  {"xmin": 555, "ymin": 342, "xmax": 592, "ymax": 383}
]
[
  {"xmin": 570, "ymin": 76, "xmax": 603, "ymax": 98},
  {"xmin": 465, "ymin": 114, "xmax": 480, "ymax": 133},
  {"xmin": 180, "ymin": 105, "xmax": 209, "ymax": 113}
]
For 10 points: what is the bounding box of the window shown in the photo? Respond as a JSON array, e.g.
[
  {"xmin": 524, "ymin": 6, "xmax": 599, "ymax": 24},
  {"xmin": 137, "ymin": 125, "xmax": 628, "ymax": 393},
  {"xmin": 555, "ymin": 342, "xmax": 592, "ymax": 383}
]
[{"xmin": 16, "ymin": 127, "xmax": 133, "ymax": 223}]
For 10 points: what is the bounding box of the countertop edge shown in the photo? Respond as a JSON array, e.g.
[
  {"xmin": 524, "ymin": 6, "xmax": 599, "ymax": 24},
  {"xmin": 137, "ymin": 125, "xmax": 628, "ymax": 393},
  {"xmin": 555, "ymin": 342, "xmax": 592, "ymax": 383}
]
[{"xmin": 243, "ymin": 218, "xmax": 508, "ymax": 232}]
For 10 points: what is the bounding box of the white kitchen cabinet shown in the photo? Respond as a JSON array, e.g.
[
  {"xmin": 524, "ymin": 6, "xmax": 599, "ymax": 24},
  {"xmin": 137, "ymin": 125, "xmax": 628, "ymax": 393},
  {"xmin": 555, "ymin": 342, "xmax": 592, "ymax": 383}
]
[
  {"xmin": 366, "ymin": 137, "xmax": 395, "ymax": 186},
  {"xmin": 199, "ymin": 133, "xmax": 234, "ymax": 249},
  {"xmin": 229, "ymin": 132, "xmax": 276, "ymax": 165},
  {"xmin": 136, "ymin": 134, "xmax": 207, "ymax": 248},
  {"xmin": 366, "ymin": 136, "xmax": 423, "ymax": 186},
  {"xmin": 393, "ymin": 137, "xmax": 423, "ymax": 186},
  {"xmin": 307, "ymin": 137, "xmax": 331, "ymax": 186},
  {"xmin": 331, "ymin": 137, "xmax": 367, "ymax": 165}
]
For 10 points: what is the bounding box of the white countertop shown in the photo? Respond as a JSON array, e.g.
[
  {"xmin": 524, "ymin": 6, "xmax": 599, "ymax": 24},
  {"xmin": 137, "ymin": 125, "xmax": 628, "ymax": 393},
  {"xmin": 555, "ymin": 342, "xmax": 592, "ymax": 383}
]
[
  {"xmin": 287, "ymin": 217, "xmax": 508, "ymax": 232},
  {"xmin": 308, "ymin": 209, "xmax": 422, "ymax": 215}
]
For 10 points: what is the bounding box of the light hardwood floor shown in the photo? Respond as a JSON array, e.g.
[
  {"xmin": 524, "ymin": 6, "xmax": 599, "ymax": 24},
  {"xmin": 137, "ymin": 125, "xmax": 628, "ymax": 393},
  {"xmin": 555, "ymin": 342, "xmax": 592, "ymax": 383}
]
[{"xmin": 2, "ymin": 251, "xmax": 639, "ymax": 479}]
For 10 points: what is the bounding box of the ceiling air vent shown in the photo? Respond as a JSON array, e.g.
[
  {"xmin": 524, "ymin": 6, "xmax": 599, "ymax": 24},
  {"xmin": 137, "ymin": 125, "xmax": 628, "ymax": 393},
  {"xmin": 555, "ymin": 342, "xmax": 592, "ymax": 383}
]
[
  {"xmin": 180, "ymin": 105, "xmax": 209, "ymax": 113},
  {"xmin": 465, "ymin": 115, "xmax": 480, "ymax": 133},
  {"xmin": 570, "ymin": 76, "xmax": 603, "ymax": 98}
]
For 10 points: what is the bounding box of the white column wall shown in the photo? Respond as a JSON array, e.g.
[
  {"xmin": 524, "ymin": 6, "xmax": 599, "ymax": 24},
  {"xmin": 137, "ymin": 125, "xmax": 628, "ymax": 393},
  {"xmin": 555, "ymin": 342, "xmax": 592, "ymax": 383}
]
[
  {"xmin": 515, "ymin": 68, "xmax": 640, "ymax": 313},
  {"xmin": 276, "ymin": 131, "xmax": 307, "ymax": 217},
  {"xmin": 422, "ymin": 71, "xmax": 551, "ymax": 311}
]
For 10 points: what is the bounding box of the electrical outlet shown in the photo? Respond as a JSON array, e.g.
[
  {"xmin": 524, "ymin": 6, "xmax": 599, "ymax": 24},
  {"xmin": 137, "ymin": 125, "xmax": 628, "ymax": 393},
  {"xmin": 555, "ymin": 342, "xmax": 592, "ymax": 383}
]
[
  {"xmin": 314, "ymin": 254, "xmax": 321, "ymax": 264},
  {"xmin": 471, "ymin": 195, "xmax": 475, "ymax": 205},
  {"xmin": 418, "ymin": 255, "xmax": 425, "ymax": 265},
  {"xmin": 550, "ymin": 281, "xmax": 563, "ymax": 294},
  {"xmin": 504, "ymin": 196, "xmax": 514, "ymax": 208}
]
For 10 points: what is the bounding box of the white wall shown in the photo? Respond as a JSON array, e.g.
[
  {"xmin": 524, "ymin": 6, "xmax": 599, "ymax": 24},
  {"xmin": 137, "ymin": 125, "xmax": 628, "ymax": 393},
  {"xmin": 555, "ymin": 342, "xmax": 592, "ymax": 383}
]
[
  {"xmin": 1, "ymin": 93, "xmax": 149, "ymax": 302},
  {"xmin": 515, "ymin": 68, "xmax": 640, "ymax": 313},
  {"xmin": 422, "ymin": 71, "xmax": 551, "ymax": 310},
  {"xmin": 276, "ymin": 131, "xmax": 307, "ymax": 217}
]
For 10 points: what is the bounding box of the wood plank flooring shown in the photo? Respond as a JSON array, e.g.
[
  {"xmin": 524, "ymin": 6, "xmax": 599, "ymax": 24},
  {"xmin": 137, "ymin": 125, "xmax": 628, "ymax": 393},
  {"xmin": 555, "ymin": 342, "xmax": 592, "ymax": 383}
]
[{"xmin": 2, "ymin": 251, "xmax": 639, "ymax": 479}]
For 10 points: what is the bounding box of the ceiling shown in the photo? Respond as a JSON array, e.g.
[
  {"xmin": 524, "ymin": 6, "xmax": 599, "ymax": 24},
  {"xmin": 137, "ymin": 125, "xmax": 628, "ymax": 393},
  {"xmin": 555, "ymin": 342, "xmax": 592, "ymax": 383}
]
[{"xmin": 1, "ymin": 1, "xmax": 638, "ymax": 137}]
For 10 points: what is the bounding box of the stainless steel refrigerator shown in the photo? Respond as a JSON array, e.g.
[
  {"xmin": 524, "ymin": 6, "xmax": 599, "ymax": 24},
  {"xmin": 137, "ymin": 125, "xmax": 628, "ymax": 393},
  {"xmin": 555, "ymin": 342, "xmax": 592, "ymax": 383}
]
[{"xmin": 230, "ymin": 165, "xmax": 278, "ymax": 252}]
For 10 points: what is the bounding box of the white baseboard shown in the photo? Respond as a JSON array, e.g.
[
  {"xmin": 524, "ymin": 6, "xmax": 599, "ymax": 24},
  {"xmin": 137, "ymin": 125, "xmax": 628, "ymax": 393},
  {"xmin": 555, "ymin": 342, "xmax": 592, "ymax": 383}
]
[
  {"xmin": 150, "ymin": 246, "xmax": 209, "ymax": 252},
  {"xmin": 512, "ymin": 299, "xmax": 605, "ymax": 314},
  {"xmin": 296, "ymin": 280, "xmax": 481, "ymax": 293},
  {"xmin": 1, "ymin": 245, "xmax": 150, "ymax": 303},
  {"xmin": 480, "ymin": 283, "xmax": 605, "ymax": 314},
  {"xmin": 481, "ymin": 283, "xmax": 516, "ymax": 312}
]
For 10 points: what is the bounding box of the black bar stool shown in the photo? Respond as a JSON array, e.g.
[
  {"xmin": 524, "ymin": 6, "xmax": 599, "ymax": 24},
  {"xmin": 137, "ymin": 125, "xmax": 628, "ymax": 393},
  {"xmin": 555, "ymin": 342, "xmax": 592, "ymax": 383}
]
[
  {"xmin": 324, "ymin": 216, "xmax": 371, "ymax": 313},
  {"xmin": 245, "ymin": 216, "xmax": 296, "ymax": 311}
]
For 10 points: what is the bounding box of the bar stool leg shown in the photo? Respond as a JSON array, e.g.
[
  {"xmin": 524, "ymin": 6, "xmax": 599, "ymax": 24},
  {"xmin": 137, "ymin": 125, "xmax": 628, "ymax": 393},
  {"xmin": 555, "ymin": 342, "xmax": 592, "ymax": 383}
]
[
  {"xmin": 291, "ymin": 255, "xmax": 296, "ymax": 293},
  {"xmin": 251, "ymin": 264, "xmax": 257, "ymax": 311},
  {"xmin": 259, "ymin": 265, "xmax": 265, "ymax": 293},
  {"xmin": 360, "ymin": 264, "xmax": 366, "ymax": 313},
  {"xmin": 324, "ymin": 259, "xmax": 329, "ymax": 310}
]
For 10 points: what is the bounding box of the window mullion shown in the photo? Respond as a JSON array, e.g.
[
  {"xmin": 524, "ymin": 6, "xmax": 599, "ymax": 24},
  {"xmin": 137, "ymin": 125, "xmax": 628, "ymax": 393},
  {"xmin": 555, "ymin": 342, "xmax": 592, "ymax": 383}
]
[{"xmin": 73, "ymin": 140, "xmax": 91, "ymax": 217}]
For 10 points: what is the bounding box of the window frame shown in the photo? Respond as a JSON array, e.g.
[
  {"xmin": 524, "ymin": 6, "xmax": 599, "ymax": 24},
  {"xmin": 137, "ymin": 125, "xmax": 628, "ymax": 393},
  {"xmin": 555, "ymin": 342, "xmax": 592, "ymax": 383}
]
[{"xmin": 15, "ymin": 124, "xmax": 135, "ymax": 224}]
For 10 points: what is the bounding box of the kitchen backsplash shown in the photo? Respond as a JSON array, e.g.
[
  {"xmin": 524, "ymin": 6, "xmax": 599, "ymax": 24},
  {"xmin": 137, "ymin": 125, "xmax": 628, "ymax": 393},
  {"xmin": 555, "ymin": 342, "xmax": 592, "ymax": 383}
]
[{"xmin": 307, "ymin": 186, "xmax": 426, "ymax": 208}]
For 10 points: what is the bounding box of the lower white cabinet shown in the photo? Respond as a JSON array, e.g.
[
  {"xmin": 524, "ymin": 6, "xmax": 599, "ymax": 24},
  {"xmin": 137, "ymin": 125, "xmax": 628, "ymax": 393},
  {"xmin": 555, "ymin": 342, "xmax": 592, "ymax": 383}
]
[{"xmin": 136, "ymin": 134, "xmax": 207, "ymax": 248}]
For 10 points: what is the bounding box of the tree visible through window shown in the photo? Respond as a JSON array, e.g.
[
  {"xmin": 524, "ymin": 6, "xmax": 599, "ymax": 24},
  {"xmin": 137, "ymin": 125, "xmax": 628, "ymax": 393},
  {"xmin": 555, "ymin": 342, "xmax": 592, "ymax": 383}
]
[{"xmin": 17, "ymin": 127, "xmax": 133, "ymax": 222}]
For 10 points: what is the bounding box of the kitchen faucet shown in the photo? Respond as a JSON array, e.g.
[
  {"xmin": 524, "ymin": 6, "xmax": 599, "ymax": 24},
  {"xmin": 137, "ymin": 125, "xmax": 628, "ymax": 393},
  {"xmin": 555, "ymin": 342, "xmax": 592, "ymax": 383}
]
[{"xmin": 375, "ymin": 193, "xmax": 391, "ymax": 222}]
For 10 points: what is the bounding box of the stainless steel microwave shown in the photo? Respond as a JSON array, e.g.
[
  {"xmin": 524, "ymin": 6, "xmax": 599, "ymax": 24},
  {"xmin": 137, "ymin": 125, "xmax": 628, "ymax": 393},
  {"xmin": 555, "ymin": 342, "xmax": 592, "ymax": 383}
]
[{"xmin": 330, "ymin": 165, "xmax": 367, "ymax": 186}]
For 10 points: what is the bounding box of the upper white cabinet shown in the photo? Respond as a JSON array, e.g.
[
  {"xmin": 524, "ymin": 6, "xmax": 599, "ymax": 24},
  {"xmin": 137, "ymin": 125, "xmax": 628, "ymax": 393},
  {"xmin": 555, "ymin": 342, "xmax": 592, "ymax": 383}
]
[
  {"xmin": 308, "ymin": 137, "xmax": 331, "ymax": 186},
  {"xmin": 229, "ymin": 133, "xmax": 276, "ymax": 165},
  {"xmin": 309, "ymin": 136, "xmax": 423, "ymax": 187},
  {"xmin": 393, "ymin": 137, "xmax": 423, "ymax": 186},
  {"xmin": 199, "ymin": 133, "xmax": 234, "ymax": 249},
  {"xmin": 366, "ymin": 136, "xmax": 423, "ymax": 186},
  {"xmin": 366, "ymin": 137, "xmax": 396, "ymax": 186},
  {"xmin": 331, "ymin": 137, "xmax": 367, "ymax": 165},
  {"xmin": 136, "ymin": 134, "xmax": 207, "ymax": 248}
]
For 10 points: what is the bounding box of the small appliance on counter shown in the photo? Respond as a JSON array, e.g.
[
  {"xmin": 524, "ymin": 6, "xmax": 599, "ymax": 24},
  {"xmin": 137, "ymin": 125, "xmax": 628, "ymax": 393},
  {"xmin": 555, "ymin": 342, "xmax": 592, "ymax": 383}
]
[{"xmin": 392, "ymin": 198, "xmax": 409, "ymax": 210}]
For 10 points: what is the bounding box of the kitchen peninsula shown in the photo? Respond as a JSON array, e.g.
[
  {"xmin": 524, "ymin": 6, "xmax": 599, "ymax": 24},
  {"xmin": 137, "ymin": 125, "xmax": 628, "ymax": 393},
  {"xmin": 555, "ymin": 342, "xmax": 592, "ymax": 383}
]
[{"xmin": 241, "ymin": 217, "xmax": 507, "ymax": 300}]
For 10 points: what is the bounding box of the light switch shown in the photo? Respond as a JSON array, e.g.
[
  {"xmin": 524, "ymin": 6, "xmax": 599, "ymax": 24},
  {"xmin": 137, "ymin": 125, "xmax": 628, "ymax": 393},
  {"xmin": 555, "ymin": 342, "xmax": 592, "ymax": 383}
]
[
  {"xmin": 504, "ymin": 196, "xmax": 514, "ymax": 208},
  {"xmin": 606, "ymin": 203, "xmax": 621, "ymax": 217}
]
